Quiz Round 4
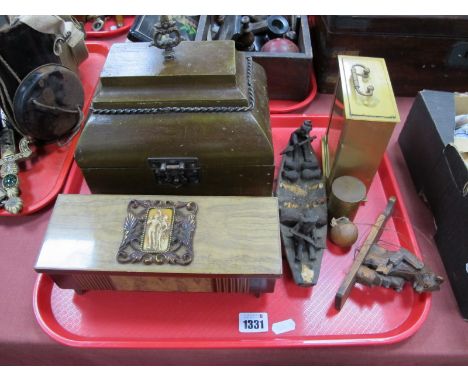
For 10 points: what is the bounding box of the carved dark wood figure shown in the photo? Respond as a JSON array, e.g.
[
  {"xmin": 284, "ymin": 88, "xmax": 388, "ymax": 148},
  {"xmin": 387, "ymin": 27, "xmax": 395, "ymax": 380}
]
[
  {"xmin": 276, "ymin": 120, "xmax": 327, "ymax": 286},
  {"xmin": 335, "ymin": 197, "xmax": 443, "ymax": 310},
  {"xmin": 357, "ymin": 245, "xmax": 444, "ymax": 293}
]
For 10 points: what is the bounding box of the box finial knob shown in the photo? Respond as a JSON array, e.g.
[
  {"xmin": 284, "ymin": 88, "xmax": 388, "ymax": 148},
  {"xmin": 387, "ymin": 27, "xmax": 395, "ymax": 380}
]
[{"xmin": 151, "ymin": 15, "xmax": 181, "ymax": 61}]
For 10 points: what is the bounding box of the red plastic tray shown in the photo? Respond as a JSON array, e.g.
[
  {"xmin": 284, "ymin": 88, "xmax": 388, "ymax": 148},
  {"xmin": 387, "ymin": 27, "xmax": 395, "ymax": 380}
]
[
  {"xmin": 33, "ymin": 114, "xmax": 431, "ymax": 348},
  {"xmin": 269, "ymin": 73, "xmax": 318, "ymax": 114},
  {"xmin": 0, "ymin": 42, "xmax": 108, "ymax": 216},
  {"xmin": 84, "ymin": 16, "xmax": 134, "ymax": 38}
]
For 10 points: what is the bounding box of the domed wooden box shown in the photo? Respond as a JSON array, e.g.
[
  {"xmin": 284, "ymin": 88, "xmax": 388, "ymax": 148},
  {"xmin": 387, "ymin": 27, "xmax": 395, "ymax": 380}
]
[{"xmin": 75, "ymin": 40, "xmax": 274, "ymax": 196}]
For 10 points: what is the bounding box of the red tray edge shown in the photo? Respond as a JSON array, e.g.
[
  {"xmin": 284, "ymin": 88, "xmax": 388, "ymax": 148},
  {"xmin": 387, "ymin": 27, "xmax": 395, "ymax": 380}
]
[
  {"xmin": 269, "ymin": 72, "xmax": 318, "ymax": 114},
  {"xmin": 85, "ymin": 16, "xmax": 133, "ymax": 38},
  {"xmin": 33, "ymin": 275, "xmax": 430, "ymax": 350},
  {"xmin": 32, "ymin": 114, "xmax": 431, "ymax": 349}
]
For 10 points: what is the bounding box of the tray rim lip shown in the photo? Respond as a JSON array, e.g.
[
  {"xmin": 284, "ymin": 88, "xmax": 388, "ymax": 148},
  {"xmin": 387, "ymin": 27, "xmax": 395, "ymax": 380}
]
[
  {"xmin": 32, "ymin": 113, "xmax": 432, "ymax": 349},
  {"xmin": 33, "ymin": 273, "xmax": 431, "ymax": 349},
  {"xmin": 84, "ymin": 16, "xmax": 133, "ymax": 39}
]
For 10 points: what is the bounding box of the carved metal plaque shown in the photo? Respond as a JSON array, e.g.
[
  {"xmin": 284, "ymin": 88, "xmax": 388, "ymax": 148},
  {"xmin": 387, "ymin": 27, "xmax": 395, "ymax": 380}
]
[{"xmin": 117, "ymin": 200, "xmax": 197, "ymax": 265}]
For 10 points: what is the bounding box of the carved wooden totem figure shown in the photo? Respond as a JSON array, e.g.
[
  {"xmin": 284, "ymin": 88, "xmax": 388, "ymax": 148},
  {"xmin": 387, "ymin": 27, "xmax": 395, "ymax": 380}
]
[{"xmin": 276, "ymin": 121, "xmax": 327, "ymax": 287}]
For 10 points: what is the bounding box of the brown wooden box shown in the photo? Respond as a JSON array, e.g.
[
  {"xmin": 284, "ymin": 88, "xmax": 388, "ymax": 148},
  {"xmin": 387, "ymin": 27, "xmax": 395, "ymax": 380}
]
[
  {"xmin": 34, "ymin": 194, "xmax": 282, "ymax": 295},
  {"xmin": 199, "ymin": 16, "xmax": 313, "ymax": 100},
  {"xmin": 312, "ymin": 16, "xmax": 468, "ymax": 96},
  {"xmin": 75, "ymin": 40, "xmax": 274, "ymax": 196}
]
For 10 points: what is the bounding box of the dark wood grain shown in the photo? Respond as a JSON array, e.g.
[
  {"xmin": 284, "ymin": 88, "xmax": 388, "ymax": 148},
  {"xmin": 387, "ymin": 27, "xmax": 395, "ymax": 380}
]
[{"xmin": 313, "ymin": 16, "xmax": 468, "ymax": 96}]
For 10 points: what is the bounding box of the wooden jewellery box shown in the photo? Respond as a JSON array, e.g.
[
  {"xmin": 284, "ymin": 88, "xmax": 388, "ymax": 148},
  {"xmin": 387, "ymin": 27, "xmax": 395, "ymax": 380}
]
[
  {"xmin": 75, "ymin": 39, "xmax": 274, "ymax": 196},
  {"xmin": 34, "ymin": 194, "xmax": 282, "ymax": 295}
]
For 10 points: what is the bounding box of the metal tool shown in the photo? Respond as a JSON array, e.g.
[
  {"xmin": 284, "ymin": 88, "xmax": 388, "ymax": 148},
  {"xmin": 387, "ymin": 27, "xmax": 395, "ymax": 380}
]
[
  {"xmin": 215, "ymin": 15, "xmax": 241, "ymax": 42},
  {"xmin": 92, "ymin": 16, "xmax": 105, "ymax": 31},
  {"xmin": 115, "ymin": 15, "xmax": 124, "ymax": 28},
  {"xmin": 266, "ymin": 15, "xmax": 290, "ymax": 38},
  {"xmin": 233, "ymin": 16, "xmax": 255, "ymax": 51}
]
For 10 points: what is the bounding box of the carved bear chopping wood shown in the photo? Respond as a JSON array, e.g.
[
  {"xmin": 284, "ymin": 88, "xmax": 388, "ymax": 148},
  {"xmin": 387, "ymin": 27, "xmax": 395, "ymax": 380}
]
[
  {"xmin": 335, "ymin": 197, "xmax": 444, "ymax": 311},
  {"xmin": 356, "ymin": 244, "xmax": 444, "ymax": 293}
]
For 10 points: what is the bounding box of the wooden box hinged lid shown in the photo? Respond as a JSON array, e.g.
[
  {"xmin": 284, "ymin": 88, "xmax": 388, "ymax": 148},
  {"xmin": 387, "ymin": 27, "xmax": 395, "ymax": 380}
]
[{"xmin": 35, "ymin": 194, "xmax": 282, "ymax": 278}]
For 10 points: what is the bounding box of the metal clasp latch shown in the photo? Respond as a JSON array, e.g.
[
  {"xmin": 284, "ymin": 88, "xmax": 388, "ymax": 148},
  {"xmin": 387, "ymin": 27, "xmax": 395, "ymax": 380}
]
[{"xmin": 148, "ymin": 157, "xmax": 200, "ymax": 188}]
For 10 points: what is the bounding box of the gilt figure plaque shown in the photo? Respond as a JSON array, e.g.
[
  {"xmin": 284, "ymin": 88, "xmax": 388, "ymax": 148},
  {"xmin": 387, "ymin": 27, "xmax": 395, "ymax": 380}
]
[
  {"xmin": 117, "ymin": 199, "xmax": 197, "ymax": 265},
  {"xmin": 142, "ymin": 207, "xmax": 175, "ymax": 253}
]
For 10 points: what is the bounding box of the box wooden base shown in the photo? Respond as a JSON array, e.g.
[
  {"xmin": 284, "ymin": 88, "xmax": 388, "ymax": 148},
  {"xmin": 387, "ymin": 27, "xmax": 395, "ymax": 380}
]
[{"xmin": 48, "ymin": 272, "xmax": 277, "ymax": 295}]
